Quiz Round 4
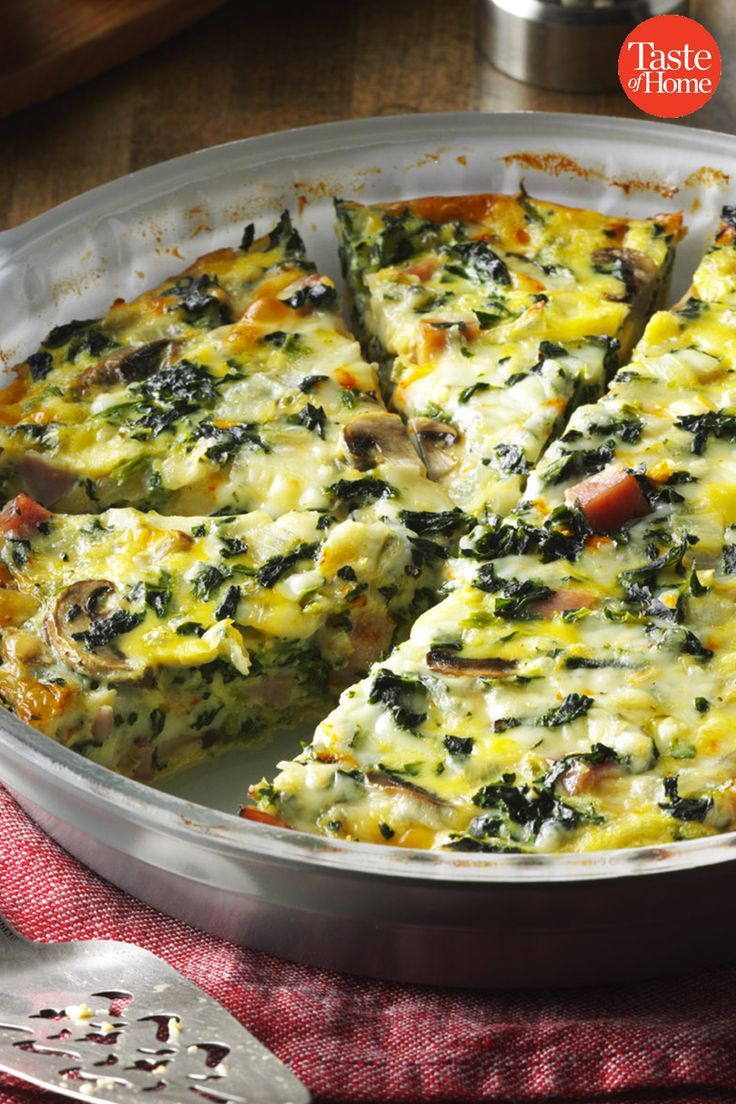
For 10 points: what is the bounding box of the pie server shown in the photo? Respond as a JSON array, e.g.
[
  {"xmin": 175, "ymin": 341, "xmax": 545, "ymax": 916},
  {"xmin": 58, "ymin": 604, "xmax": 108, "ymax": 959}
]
[{"xmin": 0, "ymin": 911, "xmax": 311, "ymax": 1104}]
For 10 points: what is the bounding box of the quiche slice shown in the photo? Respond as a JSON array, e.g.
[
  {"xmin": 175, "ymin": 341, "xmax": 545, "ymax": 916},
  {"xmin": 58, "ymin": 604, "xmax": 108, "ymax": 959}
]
[
  {"xmin": 335, "ymin": 193, "xmax": 682, "ymax": 519},
  {"xmin": 0, "ymin": 213, "xmax": 451, "ymax": 527},
  {"xmin": 249, "ymin": 219, "xmax": 736, "ymax": 853},
  {"xmin": 0, "ymin": 492, "xmax": 457, "ymax": 780},
  {"xmin": 683, "ymin": 205, "xmax": 736, "ymax": 307},
  {"xmin": 248, "ymin": 547, "xmax": 736, "ymax": 852},
  {"xmin": 479, "ymin": 279, "xmax": 736, "ymax": 579}
]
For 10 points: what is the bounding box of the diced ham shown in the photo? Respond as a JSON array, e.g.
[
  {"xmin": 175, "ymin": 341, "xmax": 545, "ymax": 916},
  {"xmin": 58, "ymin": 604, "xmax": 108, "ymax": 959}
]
[
  {"xmin": 0, "ymin": 494, "xmax": 52, "ymax": 540},
  {"xmin": 240, "ymin": 806, "xmax": 291, "ymax": 828},
  {"xmin": 565, "ymin": 466, "xmax": 651, "ymax": 534},
  {"xmin": 345, "ymin": 612, "xmax": 396, "ymax": 676},
  {"xmin": 415, "ymin": 318, "xmax": 480, "ymax": 361},
  {"xmin": 558, "ymin": 760, "xmax": 620, "ymax": 796},
  {"xmin": 403, "ymin": 257, "xmax": 438, "ymax": 282},
  {"xmin": 18, "ymin": 453, "xmax": 75, "ymax": 507},
  {"xmin": 92, "ymin": 706, "xmax": 115, "ymax": 741},
  {"xmin": 534, "ymin": 589, "xmax": 595, "ymax": 618}
]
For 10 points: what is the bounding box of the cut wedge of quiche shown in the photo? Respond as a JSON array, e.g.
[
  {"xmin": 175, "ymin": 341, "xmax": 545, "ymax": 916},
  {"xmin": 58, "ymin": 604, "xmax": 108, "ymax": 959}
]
[
  {"xmin": 0, "ymin": 492, "xmax": 460, "ymax": 780},
  {"xmin": 0, "ymin": 213, "xmax": 449, "ymax": 526},
  {"xmin": 336, "ymin": 193, "xmax": 682, "ymax": 519},
  {"xmin": 250, "ymin": 209, "xmax": 736, "ymax": 853}
]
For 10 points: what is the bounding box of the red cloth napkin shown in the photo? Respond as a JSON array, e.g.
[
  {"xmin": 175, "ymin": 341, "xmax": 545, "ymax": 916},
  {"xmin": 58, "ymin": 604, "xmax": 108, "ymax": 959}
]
[{"xmin": 1, "ymin": 782, "xmax": 736, "ymax": 1104}]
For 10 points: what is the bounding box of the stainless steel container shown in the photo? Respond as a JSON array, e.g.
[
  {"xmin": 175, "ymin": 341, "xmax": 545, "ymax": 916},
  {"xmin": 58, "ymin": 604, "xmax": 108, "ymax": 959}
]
[{"xmin": 482, "ymin": 0, "xmax": 691, "ymax": 93}]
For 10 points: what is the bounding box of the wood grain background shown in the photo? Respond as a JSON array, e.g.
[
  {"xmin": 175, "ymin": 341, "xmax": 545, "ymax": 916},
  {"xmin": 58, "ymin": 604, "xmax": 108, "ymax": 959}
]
[{"xmin": 0, "ymin": 0, "xmax": 732, "ymax": 229}]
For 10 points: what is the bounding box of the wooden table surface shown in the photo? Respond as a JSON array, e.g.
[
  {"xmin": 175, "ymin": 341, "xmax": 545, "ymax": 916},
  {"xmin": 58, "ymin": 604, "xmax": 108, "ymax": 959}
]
[{"xmin": 0, "ymin": 0, "xmax": 732, "ymax": 230}]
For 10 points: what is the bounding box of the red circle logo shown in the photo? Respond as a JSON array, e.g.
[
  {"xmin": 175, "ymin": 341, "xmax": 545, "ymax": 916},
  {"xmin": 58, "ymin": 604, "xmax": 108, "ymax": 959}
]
[{"xmin": 618, "ymin": 15, "xmax": 721, "ymax": 118}]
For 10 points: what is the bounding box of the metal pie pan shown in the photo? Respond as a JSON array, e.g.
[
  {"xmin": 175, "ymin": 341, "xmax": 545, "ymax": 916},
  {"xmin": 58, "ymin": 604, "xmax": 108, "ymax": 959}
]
[{"xmin": 2, "ymin": 111, "xmax": 736, "ymax": 987}]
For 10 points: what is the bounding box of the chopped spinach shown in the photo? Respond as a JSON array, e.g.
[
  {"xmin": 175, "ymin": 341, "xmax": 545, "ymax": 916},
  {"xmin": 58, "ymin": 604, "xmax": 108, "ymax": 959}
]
[
  {"xmin": 143, "ymin": 577, "xmax": 171, "ymax": 618},
  {"xmin": 537, "ymin": 340, "xmax": 567, "ymax": 361},
  {"xmin": 284, "ymin": 280, "xmax": 337, "ymax": 312},
  {"xmin": 720, "ymin": 205, "xmax": 736, "ymax": 231},
  {"xmin": 26, "ymin": 351, "xmax": 53, "ymax": 381},
  {"xmin": 675, "ymin": 410, "xmax": 736, "ymax": 455},
  {"xmin": 43, "ymin": 318, "xmax": 98, "ymax": 349},
  {"xmin": 474, "ymin": 565, "xmax": 552, "ymax": 619},
  {"xmin": 150, "ymin": 708, "xmax": 166, "ymax": 738},
  {"xmin": 680, "ymin": 629, "xmax": 713, "ymax": 660},
  {"xmin": 399, "ymin": 508, "xmax": 468, "ymax": 535},
  {"xmin": 299, "ymin": 374, "xmax": 328, "ymax": 393},
  {"xmin": 176, "ymin": 621, "xmax": 205, "ymax": 636},
  {"xmin": 541, "ymin": 442, "xmax": 615, "ymax": 486},
  {"xmin": 444, "ymin": 735, "xmax": 474, "ymax": 756},
  {"xmin": 193, "ymin": 565, "xmax": 229, "ymax": 600},
  {"xmin": 676, "ymin": 297, "xmax": 706, "ymax": 320},
  {"xmin": 538, "ymin": 693, "xmax": 594, "ymax": 728},
  {"xmin": 368, "ymin": 668, "xmax": 428, "ymax": 731},
  {"xmin": 267, "ymin": 210, "xmax": 306, "ymax": 255},
  {"xmin": 584, "ymin": 412, "xmax": 643, "ymax": 444},
  {"xmin": 471, "ymin": 771, "xmax": 594, "ymax": 842},
  {"xmin": 293, "ymin": 402, "xmax": 326, "ymax": 438},
  {"xmin": 71, "ymin": 610, "xmax": 143, "ymax": 652},
  {"xmin": 257, "ymin": 542, "xmax": 318, "ymax": 588},
  {"xmin": 494, "ymin": 443, "xmax": 529, "ymax": 474},
  {"xmin": 458, "ymin": 381, "xmax": 491, "ymax": 404},
  {"xmin": 328, "ymin": 477, "xmax": 395, "ymax": 507},
  {"xmin": 619, "ymin": 532, "xmax": 690, "ymax": 593},
  {"xmin": 659, "ymin": 775, "xmax": 712, "ymax": 822},
  {"xmin": 408, "ymin": 535, "xmax": 448, "ymax": 568},
  {"xmin": 464, "ymin": 504, "xmax": 592, "ymax": 565},
  {"xmin": 161, "ymin": 275, "xmax": 231, "ymax": 325},
  {"xmin": 447, "ymin": 240, "xmax": 510, "ymax": 286},
  {"xmin": 220, "ymin": 537, "xmax": 248, "ymax": 559},
  {"xmin": 215, "ymin": 584, "xmax": 240, "ymax": 620},
  {"xmin": 196, "ymin": 421, "xmax": 270, "ymax": 462},
  {"xmin": 517, "ymin": 191, "xmax": 546, "ymax": 225}
]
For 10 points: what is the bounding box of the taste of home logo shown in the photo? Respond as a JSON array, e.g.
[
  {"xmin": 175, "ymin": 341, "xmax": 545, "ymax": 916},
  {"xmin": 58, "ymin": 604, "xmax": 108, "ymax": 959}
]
[{"xmin": 619, "ymin": 15, "xmax": 721, "ymax": 118}]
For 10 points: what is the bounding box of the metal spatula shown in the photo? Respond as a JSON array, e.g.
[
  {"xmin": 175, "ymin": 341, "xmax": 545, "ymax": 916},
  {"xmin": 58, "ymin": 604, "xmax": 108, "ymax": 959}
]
[{"xmin": 0, "ymin": 912, "xmax": 310, "ymax": 1104}]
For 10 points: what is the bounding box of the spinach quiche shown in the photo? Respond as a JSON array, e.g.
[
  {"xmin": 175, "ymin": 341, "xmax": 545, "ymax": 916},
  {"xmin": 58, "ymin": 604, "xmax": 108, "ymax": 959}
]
[
  {"xmin": 0, "ymin": 213, "xmax": 450, "ymax": 524},
  {"xmin": 250, "ymin": 209, "xmax": 736, "ymax": 854},
  {"xmin": 336, "ymin": 193, "xmax": 682, "ymax": 519},
  {"xmin": 0, "ymin": 492, "xmax": 458, "ymax": 780}
]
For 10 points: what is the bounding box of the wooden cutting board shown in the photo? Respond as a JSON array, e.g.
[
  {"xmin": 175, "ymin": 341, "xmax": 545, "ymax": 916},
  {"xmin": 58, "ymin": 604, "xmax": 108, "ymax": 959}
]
[{"xmin": 0, "ymin": 0, "xmax": 228, "ymax": 119}]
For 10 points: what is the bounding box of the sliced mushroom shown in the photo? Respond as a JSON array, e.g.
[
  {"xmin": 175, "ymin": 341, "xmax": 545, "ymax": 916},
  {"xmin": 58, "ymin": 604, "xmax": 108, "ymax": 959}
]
[
  {"xmin": 70, "ymin": 339, "xmax": 175, "ymax": 394},
  {"xmin": 592, "ymin": 247, "xmax": 657, "ymax": 304},
  {"xmin": 18, "ymin": 452, "xmax": 75, "ymax": 507},
  {"xmin": 342, "ymin": 412, "xmax": 418, "ymax": 471},
  {"xmin": 426, "ymin": 648, "xmax": 517, "ymax": 678},
  {"xmin": 408, "ymin": 417, "xmax": 461, "ymax": 481},
  {"xmin": 46, "ymin": 579, "xmax": 146, "ymax": 681},
  {"xmin": 365, "ymin": 769, "xmax": 447, "ymax": 806}
]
